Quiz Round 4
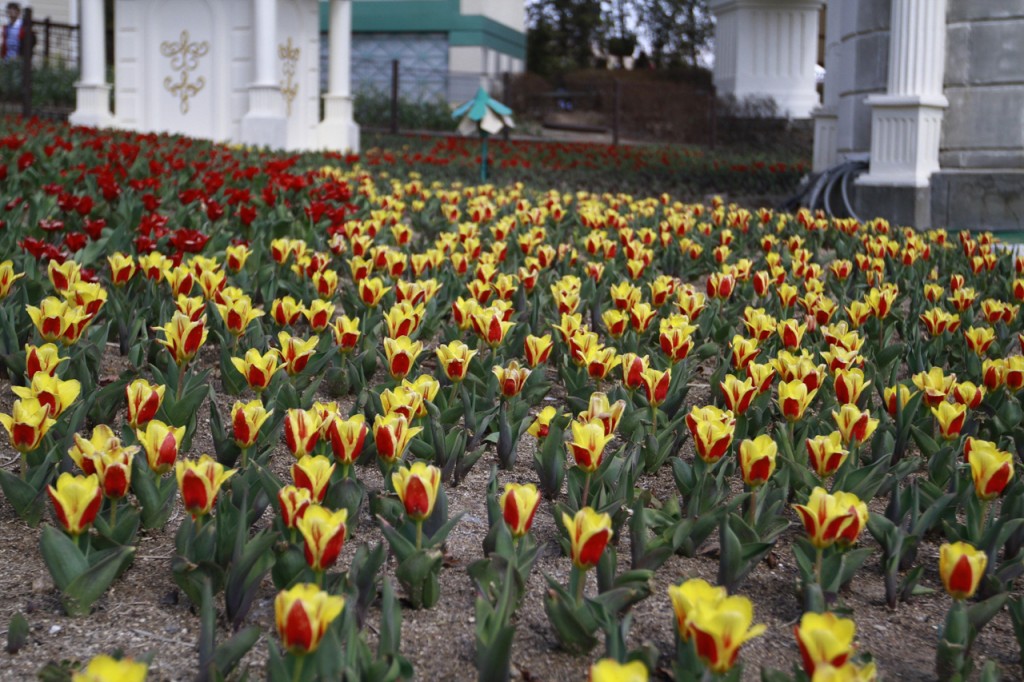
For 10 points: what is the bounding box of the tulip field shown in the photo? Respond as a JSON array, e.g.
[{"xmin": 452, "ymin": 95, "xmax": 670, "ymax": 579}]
[{"xmin": 1, "ymin": 117, "xmax": 1024, "ymax": 682}]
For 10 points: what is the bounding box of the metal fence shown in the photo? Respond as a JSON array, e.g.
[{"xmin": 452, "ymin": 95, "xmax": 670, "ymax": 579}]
[{"xmin": 0, "ymin": 8, "xmax": 80, "ymax": 119}]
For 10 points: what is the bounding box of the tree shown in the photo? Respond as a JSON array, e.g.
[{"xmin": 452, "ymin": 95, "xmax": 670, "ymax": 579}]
[
  {"xmin": 526, "ymin": 0, "xmax": 605, "ymax": 76},
  {"xmin": 636, "ymin": 0, "xmax": 714, "ymax": 70}
]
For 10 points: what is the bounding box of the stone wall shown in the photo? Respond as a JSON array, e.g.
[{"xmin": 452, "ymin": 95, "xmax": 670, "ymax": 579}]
[{"xmin": 834, "ymin": 0, "xmax": 889, "ymax": 157}]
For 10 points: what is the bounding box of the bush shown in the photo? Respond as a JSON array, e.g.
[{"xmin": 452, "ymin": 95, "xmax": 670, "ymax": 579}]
[{"xmin": 354, "ymin": 89, "xmax": 456, "ymax": 132}]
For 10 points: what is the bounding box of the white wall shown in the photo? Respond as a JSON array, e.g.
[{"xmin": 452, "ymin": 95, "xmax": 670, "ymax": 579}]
[
  {"xmin": 459, "ymin": 0, "xmax": 524, "ymax": 33},
  {"xmin": 25, "ymin": 0, "xmax": 72, "ymax": 23}
]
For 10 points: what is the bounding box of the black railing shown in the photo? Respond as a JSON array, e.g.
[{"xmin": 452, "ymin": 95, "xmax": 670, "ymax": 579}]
[{"xmin": 0, "ymin": 8, "xmax": 80, "ymax": 119}]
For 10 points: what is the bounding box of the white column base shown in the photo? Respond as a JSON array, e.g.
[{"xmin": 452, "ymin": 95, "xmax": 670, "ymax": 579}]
[
  {"xmin": 858, "ymin": 94, "xmax": 947, "ymax": 188},
  {"xmin": 240, "ymin": 85, "xmax": 288, "ymax": 150},
  {"xmin": 69, "ymin": 83, "xmax": 113, "ymax": 128},
  {"xmin": 812, "ymin": 108, "xmax": 838, "ymax": 172},
  {"xmin": 318, "ymin": 94, "xmax": 361, "ymax": 152}
]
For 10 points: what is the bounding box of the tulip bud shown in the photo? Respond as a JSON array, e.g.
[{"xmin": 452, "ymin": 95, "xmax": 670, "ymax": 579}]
[
  {"xmin": 831, "ymin": 404, "xmax": 878, "ymax": 446},
  {"xmin": 135, "ymin": 420, "xmax": 185, "ymax": 475},
  {"xmin": 668, "ymin": 578, "xmax": 727, "ymax": 642},
  {"xmin": 524, "ymin": 334, "xmax": 554, "ymax": 367},
  {"xmin": 155, "ymin": 311, "xmax": 208, "ymax": 366},
  {"xmin": 24, "ymin": 343, "xmax": 67, "ymax": 379},
  {"xmin": 436, "ymin": 340, "xmax": 477, "ymax": 382},
  {"xmin": 969, "ymin": 442, "xmax": 1014, "ymax": 501},
  {"xmin": 373, "ymin": 413, "xmax": 421, "ymax": 465},
  {"xmin": 72, "ymin": 654, "xmax": 148, "ymax": 682},
  {"xmin": 276, "ymin": 332, "xmax": 318, "ymax": 376},
  {"xmin": 493, "ymin": 361, "xmax": 531, "ymax": 398},
  {"xmin": 778, "ymin": 379, "xmax": 818, "ymax": 422},
  {"xmin": 383, "ymin": 335, "xmax": 423, "ymax": 380},
  {"xmin": 588, "ymin": 659, "xmax": 648, "ymax": 682},
  {"xmin": 931, "ymin": 401, "xmax": 968, "ymax": 441},
  {"xmin": 567, "ymin": 419, "xmax": 614, "ymax": 473},
  {"xmin": 231, "ymin": 400, "xmax": 272, "ymax": 449}
]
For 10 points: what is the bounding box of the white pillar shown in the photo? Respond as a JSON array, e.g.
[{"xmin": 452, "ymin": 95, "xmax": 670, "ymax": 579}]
[
  {"xmin": 859, "ymin": 0, "xmax": 948, "ymax": 187},
  {"xmin": 69, "ymin": 0, "xmax": 113, "ymax": 127},
  {"xmin": 812, "ymin": 3, "xmax": 842, "ymax": 171},
  {"xmin": 708, "ymin": 0, "xmax": 824, "ymax": 119},
  {"xmin": 240, "ymin": 0, "xmax": 288, "ymax": 149},
  {"xmin": 318, "ymin": 0, "xmax": 360, "ymax": 152}
]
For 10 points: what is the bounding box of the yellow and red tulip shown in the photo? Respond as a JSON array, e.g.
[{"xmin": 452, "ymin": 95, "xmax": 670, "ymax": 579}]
[
  {"xmin": 270, "ymin": 296, "xmax": 305, "ymax": 326},
  {"xmin": 620, "ymin": 352, "xmax": 649, "ymax": 391},
  {"xmin": 912, "ymin": 367, "xmax": 956, "ymax": 406},
  {"xmin": 471, "ymin": 306, "xmax": 515, "ymax": 348},
  {"xmin": 952, "ymin": 381, "xmax": 985, "ymax": 409},
  {"xmin": 392, "ymin": 461, "xmax": 441, "ymax": 521},
  {"xmin": 283, "ymin": 409, "xmax": 323, "ymax": 459},
  {"xmin": 730, "ymin": 335, "xmax": 760, "ymax": 370},
  {"xmin": 738, "ymin": 434, "xmax": 777, "ymax": 487},
  {"xmin": 720, "ymin": 374, "xmax": 757, "ymax": 415},
  {"xmin": 500, "ymin": 482, "xmax": 541, "ymax": 538},
  {"xmin": 689, "ymin": 594, "xmax": 766, "ymax": 674},
  {"xmin": 777, "ymin": 318, "xmax": 807, "ymax": 350},
  {"xmin": 24, "ymin": 342, "xmax": 67, "ymax": 379},
  {"xmin": 832, "ymin": 404, "xmax": 878, "ymax": 446},
  {"xmin": 231, "ymin": 400, "xmax": 272, "ymax": 449},
  {"xmin": 562, "ymin": 507, "xmax": 613, "ymax": 570},
  {"xmin": 746, "ymin": 361, "xmax": 776, "ymax": 394},
  {"xmin": 939, "ymin": 541, "xmax": 987, "ymax": 600},
  {"xmin": 373, "ymin": 413, "xmax": 421, "ymax": 465},
  {"xmin": 0, "ymin": 397, "xmax": 55, "ymax": 454},
  {"xmin": 931, "ymin": 401, "xmax": 968, "ymax": 441},
  {"xmin": 232, "ymin": 348, "xmax": 282, "ymax": 392},
  {"xmin": 277, "ymin": 332, "xmax": 318, "ymax": 375},
  {"xmin": 794, "ymin": 611, "xmax": 856, "ymax": 675},
  {"xmin": 383, "ymin": 336, "xmax": 424, "ymax": 380},
  {"xmin": 12, "ymin": 372, "xmax": 81, "ymax": 419},
  {"xmin": 135, "ymin": 420, "xmax": 185, "ymax": 475},
  {"xmin": 436, "ymin": 340, "xmax": 477, "ymax": 382},
  {"xmin": 527, "ymin": 406, "xmax": 559, "ymax": 439},
  {"xmin": 292, "ymin": 455, "xmax": 336, "ymax": 503},
  {"xmin": 806, "ymin": 432, "xmax": 849, "ymax": 479},
  {"xmin": 524, "ymin": 334, "xmax": 554, "ymax": 367},
  {"xmin": 274, "ymin": 583, "xmax": 345, "ymax": 655},
  {"xmin": 964, "ymin": 326, "xmax": 996, "ymax": 356},
  {"xmin": 48, "ymin": 472, "xmax": 102, "ymax": 535},
  {"xmin": 493, "ymin": 361, "xmax": 531, "ymax": 398},
  {"xmin": 297, "ymin": 504, "xmax": 349, "ymax": 571},
  {"xmin": 278, "ymin": 485, "xmax": 312, "ymax": 529},
  {"xmin": 125, "ymin": 379, "xmax": 165, "ymax": 429},
  {"xmin": 793, "ymin": 487, "xmax": 864, "ymax": 550},
  {"xmin": 155, "ymin": 311, "xmax": 208, "ymax": 366},
  {"xmin": 90, "ymin": 440, "xmax": 135, "ymax": 500},
  {"xmin": 567, "ymin": 419, "xmax": 615, "ymax": 472},
  {"xmin": 778, "ymin": 380, "xmax": 818, "ymax": 422},
  {"xmin": 883, "ymin": 384, "xmax": 915, "ymax": 418},
  {"xmin": 26, "ymin": 296, "xmax": 90, "ymax": 345},
  {"xmin": 322, "ymin": 413, "xmax": 367, "ymax": 465},
  {"xmin": 331, "ymin": 315, "xmax": 361, "ymax": 353},
  {"xmin": 175, "ymin": 455, "xmax": 236, "ymax": 518},
  {"xmin": 215, "ymin": 295, "xmax": 263, "ymax": 338},
  {"xmin": 668, "ymin": 578, "xmax": 727, "ymax": 641},
  {"xmin": 640, "ymin": 366, "xmax": 671, "ymax": 407},
  {"xmin": 833, "ymin": 368, "xmax": 870, "ymax": 405},
  {"xmin": 384, "ymin": 301, "xmax": 425, "ymax": 338},
  {"xmin": 0, "ymin": 259, "xmax": 25, "ymax": 298},
  {"xmin": 969, "ymin": 442, "xmax": 1014, "ymax": 500}
]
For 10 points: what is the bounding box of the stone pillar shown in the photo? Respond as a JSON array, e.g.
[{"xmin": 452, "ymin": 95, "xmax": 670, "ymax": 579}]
[
  {"xmin": 709, "ymin": 0, "xmax": 824, "ymax": 119},
  {"xmin": 812, "ymin": 4, "xmax": 842, "ymax": 171},
  {"xmin": 240, "ymin": 0, "xmax": 288, "ymax": 148},
  {"xmin": 69, "ymin": 0, "xmax": 114, "ymax": 127},
  {"xmin": 859, "ymin": 0, "xmax": 947, "ymax": 187},
  {"xmin": 318, "ymin": 0, "xmax": 360, "ymax": 152}
]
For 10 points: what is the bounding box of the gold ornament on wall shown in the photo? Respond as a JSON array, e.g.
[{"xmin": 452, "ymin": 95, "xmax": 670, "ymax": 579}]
[
  {"xmin": 279, "ymin": 37, "xmax": 300, "ymax": 117},
  {"xmin": 160, "ymin": 30, "xmax": 210, "ymax": 115}
]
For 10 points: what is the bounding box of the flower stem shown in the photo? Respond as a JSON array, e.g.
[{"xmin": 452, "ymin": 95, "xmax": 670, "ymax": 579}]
[
  {"xmin": 416, "ymin": 519, "xmax": 424, "ymax": 550},
  {"xmin": 582, "ymin": 471, "xmax": 592, "ymax": 508},
  {"xmin": 109, "ymin": 498, "xmax": 118, "ymax": 528},
  {"xmin": 747, "ymin": 487, "xmax": 758, "ymax": 527},
  {"xmin": 814, "ymin": 546, "xmax": 824, "ymax": 589},
  {"xmin": 176, "ymin": 362, "xmax": 187, "ymax": 401},
  {"xmin": 291, "ymin": 653, "xmax": 306, "ymax": 682}
]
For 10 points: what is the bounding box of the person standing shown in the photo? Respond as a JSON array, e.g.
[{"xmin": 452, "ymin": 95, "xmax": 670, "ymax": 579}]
[{"xmin": 2, "ymin": 2, "xmax": 24, "ymax": 61}]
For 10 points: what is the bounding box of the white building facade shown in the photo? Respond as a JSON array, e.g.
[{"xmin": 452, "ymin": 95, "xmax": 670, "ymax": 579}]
[{"xmin": 710, "ymin": 0, "xmax": 1024, "ymax": 230}]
